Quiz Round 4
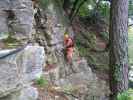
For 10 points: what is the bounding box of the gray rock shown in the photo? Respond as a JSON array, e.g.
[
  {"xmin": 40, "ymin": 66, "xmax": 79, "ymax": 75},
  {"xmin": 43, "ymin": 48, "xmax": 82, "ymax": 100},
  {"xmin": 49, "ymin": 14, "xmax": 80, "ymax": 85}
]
[
  {"xmin": 36, "ymin": 0, "xmax": 74, "ymax": 52},
  {"xmin": 23, "ymin": 46, "xmax": 45, "ymax": 83},
  {"xmin": 35, "ymin": 0, "xmax": 110, "ymax": 99},
  {"xmin": 0, "ymin": 86, "xmax": 38, "ymax": 100},
  {"xmin": 44, "ymin": 52, "xmax": 110, "ymax": 100},
  {"xmin": 18, "ymin": 86, "xmax": 38, "ymax": 100},
  {"xmin": 0, "ymin": 45, "xmax": 45, "ymax": 98},
  {"xmin": 0, "ymin": 0, "xmax": 34, "ymax": 40}
]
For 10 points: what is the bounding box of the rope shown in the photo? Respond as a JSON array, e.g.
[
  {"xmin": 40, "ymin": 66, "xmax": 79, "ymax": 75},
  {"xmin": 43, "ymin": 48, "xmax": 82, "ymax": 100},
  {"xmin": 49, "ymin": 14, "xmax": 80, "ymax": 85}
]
[{"xmin": 0, "ymin": 43, "xmax": 29, "ymax": 59}]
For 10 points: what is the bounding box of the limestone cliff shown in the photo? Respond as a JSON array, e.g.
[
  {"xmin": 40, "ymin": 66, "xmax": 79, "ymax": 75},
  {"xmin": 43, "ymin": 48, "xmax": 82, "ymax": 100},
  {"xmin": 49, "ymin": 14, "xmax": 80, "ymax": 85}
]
[
  {"xmin": 0, "ymin": 0, "xmax": 45, "ymax": 100},
  {"xmin": 0, "ymin": 0, "xmax": 110, "ymax": 100},
  {"xmin": 34, "ymin": 0, "xmax": 110, "ymax": 100}
]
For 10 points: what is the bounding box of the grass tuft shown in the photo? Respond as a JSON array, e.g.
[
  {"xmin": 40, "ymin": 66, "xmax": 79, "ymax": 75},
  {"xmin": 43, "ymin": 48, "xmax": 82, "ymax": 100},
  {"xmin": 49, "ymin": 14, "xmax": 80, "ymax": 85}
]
[{"xmin": 35, "ymin": 76, "xmax": 48, "ymax": 87}]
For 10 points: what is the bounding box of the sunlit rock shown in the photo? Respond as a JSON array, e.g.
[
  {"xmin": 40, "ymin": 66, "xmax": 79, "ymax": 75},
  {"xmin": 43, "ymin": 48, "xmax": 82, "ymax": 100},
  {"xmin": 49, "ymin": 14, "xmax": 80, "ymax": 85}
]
[{"xmin": 0, "ymin": 45, "xmax": 45, "ymax": 99}]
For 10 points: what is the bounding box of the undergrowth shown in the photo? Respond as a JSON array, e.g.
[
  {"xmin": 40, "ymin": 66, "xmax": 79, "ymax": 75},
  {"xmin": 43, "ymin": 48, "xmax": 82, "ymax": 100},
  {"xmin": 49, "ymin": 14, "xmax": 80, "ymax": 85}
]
[{"xmin": 117, "ymin": 89, "xmax": 133, "ymax": 100}]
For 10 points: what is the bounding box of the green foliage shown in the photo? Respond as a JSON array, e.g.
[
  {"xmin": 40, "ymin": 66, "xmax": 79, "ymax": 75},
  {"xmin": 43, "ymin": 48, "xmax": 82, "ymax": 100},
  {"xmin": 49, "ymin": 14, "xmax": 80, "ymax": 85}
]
[
  {"xmin": 128, "ymin": 27, "xmax": 133, "ymax": 64},
  {"xmin": 75, "ymin": 32, "xmax": 99, "ymax": 65},
  {"xmin": 35, "ymin": 76, "xmax": 48, "ymax": 87},
  {"xmin": 117, "ymin": 89, "xmax": 133, "ymax": 100},
  {"xmin": 98, "ymin": 1, "xmax": 110, "ymax": 20},
  {"xmin": 78, "ymin": 3, "xmax": 90, "ymax": 17},
  {"xmin": 78, "ymin": 0, "xmax": 110, "ymax": 20},
  {"xmin": 129, "ymin": 0, "xmax": 133, "ymax": 17},
  {"xmin": 2, "ymin": 34, "xmax": 21, "ymax": 48},
  {"xmin": 3, "ymin": 35, "xmax": 19, "ymax": 43},
  {"xmin": 78, "ymin": 0, "xmax": 95, "ymax": 17},
  {"xmin": 100, "ymin": 32, "xmax": 109, "ymax": 41},
  {"xmin": 39, "ymin": 0, "xmax": 50, "ymax": 9},
  {"xmin": 117, "ymin": 92, "xmax": 130, "ymax": 100}
]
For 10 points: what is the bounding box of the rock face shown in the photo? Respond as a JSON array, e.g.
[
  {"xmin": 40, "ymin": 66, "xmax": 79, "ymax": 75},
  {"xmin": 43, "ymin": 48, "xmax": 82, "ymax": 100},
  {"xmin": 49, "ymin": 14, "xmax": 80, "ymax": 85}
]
[
  {"xmin": 0, "ymin": 0, "xmax": 110, "ymax": 99},
  {"xmin": 43, "ymin": 53, "xmax": 110, "ymax": 100},
  {"xmin": 0, "ymin": 0, "xmax": 45, "ymax": 100},
  {"xmin": 0, "ymin": 86, "xmax": 38, "ymax": 100},
  {"xmin": 0, "ymin": 45, "xmax": 45, "ymax": 99},
  {"xmin": 0, "ymin": 0, "xmax": 34, "ymax": 40},
  {"xmin": 34, "ymin": 0, "xmax": 110, "ymax": 100},
  {"xmin": 35, "ymin": 0, "xmax": 74, "ymax": 52}
]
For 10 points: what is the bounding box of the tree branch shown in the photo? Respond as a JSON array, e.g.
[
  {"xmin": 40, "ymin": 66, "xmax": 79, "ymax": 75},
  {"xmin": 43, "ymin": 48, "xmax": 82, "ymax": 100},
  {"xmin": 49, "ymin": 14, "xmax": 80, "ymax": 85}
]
[
  {"xmin": 69, "ymin": 0, "xmax": 80, "ymax": 19},
  {"xmin": 71, "ymin": 0, "xmax": 88, "ymax": 22}
]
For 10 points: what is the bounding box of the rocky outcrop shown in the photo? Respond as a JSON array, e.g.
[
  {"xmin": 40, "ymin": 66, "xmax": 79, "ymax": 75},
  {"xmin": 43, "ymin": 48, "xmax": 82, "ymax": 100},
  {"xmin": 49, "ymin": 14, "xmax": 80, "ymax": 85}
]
[
  {"xmin": 0, "ymin": 0, "xmax": 110, "ymax": 99},
  {"xmin": 0, "ymin": 86, "xmax": 38, "ymax": 100},
  {"xmin": 42, "ymin": 51, "xmax": 110, "ymax": 100},
  {"xmin": 0, "ymin": 0, "xmax": 34, "ymax": 40},
  {"xmin": 0, "ymin": 45, "xmax": 45, "ymax": 99},
  {"xmin": 34, "ymin": 0, "xmax": 110, "ymax": 100},
  {"xmin": 34, "ymin": 0, "xmax": 74, "ymax": 52},
  {"xmin": 0, "ymin": 1, "xmax": 45, "ymax": 99}
]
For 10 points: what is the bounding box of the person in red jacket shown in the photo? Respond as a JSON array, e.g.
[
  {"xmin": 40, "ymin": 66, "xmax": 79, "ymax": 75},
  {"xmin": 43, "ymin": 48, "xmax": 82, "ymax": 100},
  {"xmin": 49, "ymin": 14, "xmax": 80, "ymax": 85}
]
[{"xmin": 64, "ymin": 34, "xmax": 74, "ymax": 64}]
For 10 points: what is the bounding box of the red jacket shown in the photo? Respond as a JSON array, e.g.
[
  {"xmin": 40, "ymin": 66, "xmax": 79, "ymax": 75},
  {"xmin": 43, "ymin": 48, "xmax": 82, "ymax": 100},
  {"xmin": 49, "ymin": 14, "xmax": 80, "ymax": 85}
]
[{"xmin": 64, "ymin": 37, "xmax": 74, "ymax": 48}]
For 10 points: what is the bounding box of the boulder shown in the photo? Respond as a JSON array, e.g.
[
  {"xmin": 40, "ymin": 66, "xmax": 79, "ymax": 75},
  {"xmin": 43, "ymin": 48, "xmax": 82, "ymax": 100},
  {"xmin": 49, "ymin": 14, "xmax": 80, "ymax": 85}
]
[
  {"xmin": 0, "ymin": 86, "xmax": 38, "ymax": 100},
  {"xmin": 0, "ymin": 45, "xmax": 45, "ymax": 99},
  {"xmin": 0, "ymin": 0, "xmax": 34, "ymax": 40},
  {"xmin": 43, "ymin": 52, "xmax": 110, "ymax": 100}
]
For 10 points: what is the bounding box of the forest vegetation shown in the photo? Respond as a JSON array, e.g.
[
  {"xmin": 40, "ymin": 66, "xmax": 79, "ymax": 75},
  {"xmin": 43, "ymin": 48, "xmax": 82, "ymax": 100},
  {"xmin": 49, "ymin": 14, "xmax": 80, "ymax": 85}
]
[{"xmin": 0, "ymin": 0, "xmax": 133, "ymax": 100}]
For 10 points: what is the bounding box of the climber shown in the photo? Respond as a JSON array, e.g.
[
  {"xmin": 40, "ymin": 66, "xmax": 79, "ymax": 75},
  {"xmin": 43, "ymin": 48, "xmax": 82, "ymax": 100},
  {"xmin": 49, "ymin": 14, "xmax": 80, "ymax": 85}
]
[{"xmin": 64, "ymin": 33, "xmax": 74, "ymax": 64}]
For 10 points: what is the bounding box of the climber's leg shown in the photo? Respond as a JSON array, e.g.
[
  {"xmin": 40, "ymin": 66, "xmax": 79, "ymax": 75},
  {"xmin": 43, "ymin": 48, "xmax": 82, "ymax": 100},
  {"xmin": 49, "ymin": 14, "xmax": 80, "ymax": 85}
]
[
  {"xmin": 11, "ymin": 0, "xmax": 34, "ymax": 41},
  {"xmin": 66, "ymin": 48, "xmax": 74, "ymax": 63}
]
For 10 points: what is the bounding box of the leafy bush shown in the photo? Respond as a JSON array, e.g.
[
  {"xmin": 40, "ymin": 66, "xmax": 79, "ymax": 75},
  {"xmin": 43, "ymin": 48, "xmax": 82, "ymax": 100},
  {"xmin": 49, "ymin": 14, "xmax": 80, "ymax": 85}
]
[
  {"xmin": 78, "ymin": 3, "xmax": 92, "ymax": 17},
  {"xmin": 117, "ymin": 89, "xmax": 133, "ymax": 100},
  {"xmin": 98, "ymin": 1, "xmax": 110, "ymax": 20},
  {"xmin": 117, "ymin": 92, "xmax": 130, "ymax": 100},
  {"xmin": 2, "ymin": 34, "xmax": 21, "ymax": 48},
  {"xmin": 128, "ymin": 27, "xmax": 133, "ymax": 65},
  {"xmin": 39, "ymin": 0, "xmax": 50, "ymax": 9}
]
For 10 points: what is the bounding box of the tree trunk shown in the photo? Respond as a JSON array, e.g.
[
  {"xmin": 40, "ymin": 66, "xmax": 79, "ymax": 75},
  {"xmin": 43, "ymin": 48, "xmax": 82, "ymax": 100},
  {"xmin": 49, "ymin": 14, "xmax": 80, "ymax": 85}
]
[
  {"xmin": 109, "ymin": 0, "xmax": 129, "ymax": 100},
  {"xmin": 63, "ymin": 0, "xmax": 71, "ymax": 12}
]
